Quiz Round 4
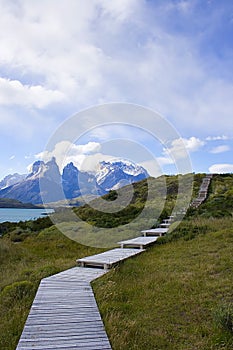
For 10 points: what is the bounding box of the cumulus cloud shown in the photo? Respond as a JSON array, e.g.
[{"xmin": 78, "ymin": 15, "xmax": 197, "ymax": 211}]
[
  {"xmin": 209, "ymin": 164, "xmax": 233, "ymax": 173},
  {"xmin": 0, "ymin": 78, "xmax": 65, "ymax": 108},
  {"xmin": 164, "ymin": 137, "xmax": 205, "ymax": 159},
  {"xmin": 0, "ymin": 0, "xmax": 232, "ymax": 134},
  {"xmin": 210, "ymin": 145, "xmax": 230, "ymax": 154},
  {"xmin": 35, "ymin": 141, "xmax": 101, "ymax": 171}
]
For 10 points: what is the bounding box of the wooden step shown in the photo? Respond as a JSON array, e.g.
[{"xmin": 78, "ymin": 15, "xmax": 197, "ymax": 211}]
[
  {"xmin": 141, "ymin": 228, "xmax": 168, "ymax": 236},
  {"xmin": 118, "ymin": 236, "xmax": 159, "ymax": 249},
  {"xmin": 77, "ymin": 248, "xmax": 144, "ymax": 269}
]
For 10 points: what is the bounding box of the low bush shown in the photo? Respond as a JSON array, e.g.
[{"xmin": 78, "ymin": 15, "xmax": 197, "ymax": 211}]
[
  {"xmin": 214, "ymin": 302, "xmax": 233, "ymax": 334},
  {"xmin": 0, "ymin": 281, "xmax": 35, "ymax": 307}
]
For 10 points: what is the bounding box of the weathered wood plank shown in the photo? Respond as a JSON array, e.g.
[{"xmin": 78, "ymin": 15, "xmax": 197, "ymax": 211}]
[
  {"xmin": 118, "ymin": 236, "xmax": 158, "ymax": 249},
  {"xmin": 16, "ymin": 269, "xmax": 112, "ymax": 350},
  {"xmin": 77, "ymin": 248, "xmax": 144, "ymax": 269},
  {"xmin": 141, "ymin": 228, "xmax": 168, "ymax": 236}
]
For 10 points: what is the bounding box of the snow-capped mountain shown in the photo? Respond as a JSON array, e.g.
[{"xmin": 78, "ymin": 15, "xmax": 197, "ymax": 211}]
[
  {"xmin": 0, "ymin": 158, "xmax": 63, "ymax": 204},
  {"xmin": 27, "ymin": 157, "xmax": 61, "ymax": 183},
  {"xmin": 0, "ymin": 173, "xmax": 26, "ymax": 190},
  {"xmin": 96, "ymin": 160, "xmax": 149, "ymax": 191},
  {"xmin": 0, "ymin": 158, "xmax": 149, "ymax": 204}
]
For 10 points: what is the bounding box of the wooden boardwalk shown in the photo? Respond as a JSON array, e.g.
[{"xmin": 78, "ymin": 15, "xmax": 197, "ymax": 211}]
[
  {"xmin": 77, "ymin": 248, "xmax": 144, "ymax": 269},
  {"xmin": 16, "ymin": 175, "xmax": 214, "ymax": 349},
  {"xmin": 16, "ymin": 210, "xmax": 175, "ymax": 349},
  {"xmin": 16, "ymin": 267, "xmax": 111, "ymax": 350},
  {"xmin": 118, "ymin": 236, "xmax": 159, "ymax": 249},
  {"xmin": 190, "ymin": 174, "xmax": 213, "ymax": 208}
]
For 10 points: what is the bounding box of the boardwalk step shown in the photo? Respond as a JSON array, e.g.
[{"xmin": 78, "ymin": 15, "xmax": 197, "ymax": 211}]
[
  {"xmin": 118, "ymin": 236, "xmax": 159, "ymax": 249},
  {"xmin": 141, "ymin": 228, "xmax": 168, "ymax": 236},
  {"xmin": 77, "ymin": 248, "xmax": 144, "ymax": 269}
]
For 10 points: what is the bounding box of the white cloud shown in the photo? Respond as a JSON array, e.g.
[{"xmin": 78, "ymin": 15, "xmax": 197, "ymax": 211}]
[
  {"xmin": 165, "ymin": 137, "xmax": 205, "ymax": 159},
  {"xmin": 9, "ymin": 155, "xmax": 15, "ymax": 160},
  {"xmin": 98, "ymin": 0, "xmax": 140, "ymax": 21},
  {"xmin": 206, "ymin": 135, "xmax": 229, "ymax": 141},
  {"xmin": 209, "ymin": 164, "xmax": 233, "ymax": 173},
  {"xmin": 0, "ymin": 0, "xmax": 233, "ymax": 172},
  {"xmin": 35, "ymin": 141, "xmax": 101, "ymax": 172},
  {"xmin": 210, "ymin": 145, "xmax": 230, "ymax": 154},
  {"xmin": 140, "ymin": 156, "xmax": 175, "ymax": 178},
  {"xmin": 182, "ymin": 137, "xmax": 205, "ymax": 152},
  {"xmin": 0, "ymin": 77, "xmax": 65, "ymax": 108},
  {"xmin": 156, "ymin": 156, "xmax": 174, "ymax": 166}
]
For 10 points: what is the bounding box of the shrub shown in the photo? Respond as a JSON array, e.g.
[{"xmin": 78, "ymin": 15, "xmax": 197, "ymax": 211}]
[
  {"xmin": 0, "ymin": 280, "xmax": 35, "ymax": 307},
  {"xmin": 156, "ymin": 236, "xmax": 169, "ymax": 245},
  {"xmin": 213, "ymin": 302, "xmax": 233, "ymax": 334}
]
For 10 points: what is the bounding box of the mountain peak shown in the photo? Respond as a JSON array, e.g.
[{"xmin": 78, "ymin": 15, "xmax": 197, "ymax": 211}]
[
  {"xmin": 27, "ymin": 160, "xmax": 45, "ymax": 179},
  {"xmin": 96, "ymin": 159, "xmax": 149, "ymax": 190}
]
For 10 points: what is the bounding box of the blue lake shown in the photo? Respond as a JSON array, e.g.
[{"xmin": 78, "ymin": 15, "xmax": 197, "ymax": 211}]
[{"xmin": 0, "ymin": 208, "xmax": 54, "ymax": 223}]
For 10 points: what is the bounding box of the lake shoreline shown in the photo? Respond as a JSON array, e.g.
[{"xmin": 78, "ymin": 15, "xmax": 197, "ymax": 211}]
[{"xmin": 0, "ymin": 208, "xmax": 54, "ymax": 223}]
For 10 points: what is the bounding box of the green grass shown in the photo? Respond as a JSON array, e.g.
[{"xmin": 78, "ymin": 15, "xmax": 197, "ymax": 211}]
[
  {"xmin": 0, "ymin": 173, "xmax": 232, "ymax": 349},
  {"xmin": 93, "ymin": 217, "xmax": 233, "ymax": 350},
  {"xmin": 0, "ymin": 226, "xmax": 103, "ymax": 350}
]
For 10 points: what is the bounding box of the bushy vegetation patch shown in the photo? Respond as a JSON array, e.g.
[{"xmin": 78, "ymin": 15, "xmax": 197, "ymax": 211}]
[{"xmin": 214, "ymin": 302, "xmax": 233, "ymax": 334}]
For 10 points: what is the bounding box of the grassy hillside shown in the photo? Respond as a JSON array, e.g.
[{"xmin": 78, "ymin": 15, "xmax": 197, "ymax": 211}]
[
  {"xmin": 0, "ymin": 173, "xmax": 232, "ymax": 349},
  {"xmin": 0, "ymin": 227, "xmax": 103, "ymax": 350},
  {"xmin": 93, "ymin": 217, "xmax": 233, "ymax": 350},
  {"xmin": 190, "ymin": 174, "xmax": 233, "ymax": 218}
]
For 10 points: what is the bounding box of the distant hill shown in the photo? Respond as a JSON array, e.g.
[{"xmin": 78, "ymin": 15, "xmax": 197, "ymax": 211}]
[{"xmin": 0, "ymin": 198, "xmax": 39, "ymax": 209}]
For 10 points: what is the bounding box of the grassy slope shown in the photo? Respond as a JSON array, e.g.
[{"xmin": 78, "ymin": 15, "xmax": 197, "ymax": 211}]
[
  {"xmin": 0, "ymin": 227, "xmax": 103, "ymax": 350},
  {"xmin": 0, "ymin": 174, "xmax": 232, "ymax": 349},
  {"xmin": 93, "ymin": 218, "xmax": 233, "ymax": 349}
]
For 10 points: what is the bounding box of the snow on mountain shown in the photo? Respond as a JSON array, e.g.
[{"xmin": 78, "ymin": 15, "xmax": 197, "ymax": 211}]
[
  {"xmin": 96, "ymin": 160, "xmax": 149, "ymax": 191},
  {"xmin": 0, "ymin": 173, "xmax": 26, "ymax": 190}
]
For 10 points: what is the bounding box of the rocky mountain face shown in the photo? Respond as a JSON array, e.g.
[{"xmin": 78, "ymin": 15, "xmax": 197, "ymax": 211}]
[
  {"xmin": 62, "ymin": 162, "xmax": 97, "ymax": 199},
  {"xmin": 0, "ymin": 158, "xmax": 149, "ymax": 204},
  {"xmin": 0, "ymin": 158, "xmax": 63, "ymax": 204}
]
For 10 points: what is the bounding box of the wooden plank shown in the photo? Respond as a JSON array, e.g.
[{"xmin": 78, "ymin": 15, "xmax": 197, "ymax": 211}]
[
  {"xmin": 16, "ymin": 269, "xmax": 112, "ymax": 350},
  {"xmin": 141, "ymin": 228, "xmax": 168, "ymax": 236},
  {"xmin": 77, "ymin": 248, "xmax": 144, "ymax": 269},
  {"xmin": 118, "ymin": 236, "xmax": 158, "ymax": 249},
  {"xmin": 159, "ymin": 223, "xmax": 171, "ymax": 227},
  {"xmin": 43, "ymin": 267, "xmax": 107, "ymax": 283}
]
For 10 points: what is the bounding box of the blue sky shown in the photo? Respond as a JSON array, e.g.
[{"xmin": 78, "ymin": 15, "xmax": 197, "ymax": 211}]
[{"xmin": 0, "ymin": 0, "xmax": 233, "ymax": 179}]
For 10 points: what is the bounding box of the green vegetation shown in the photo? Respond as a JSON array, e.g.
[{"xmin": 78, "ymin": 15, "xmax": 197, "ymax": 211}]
[
  {"xmin": 74, "ymin": 174, "xmax": 193, "ymax": 229},
  {"xmin": 93, "ymin": 217, "xmax": 233, "ymax": 349},
  {"xmin": 0, "ymin": 216, "xmax": 53, "ymax": 238},
  {"xmin": 0, "ymin": 173, "xmax": 232, "ymax": 349},
  {"xmin": 188, "ymin": 174, "xmax": 233, "ymax": 218},
  {"xmin": 213, "ymin": 302, "xmax": 233, "ymax": 335}
]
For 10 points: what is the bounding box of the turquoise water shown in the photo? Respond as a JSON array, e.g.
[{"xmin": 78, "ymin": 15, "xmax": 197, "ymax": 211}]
[{"xmin": 0, "ymin": 208, "xmax": 54, "ymax": 223}]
